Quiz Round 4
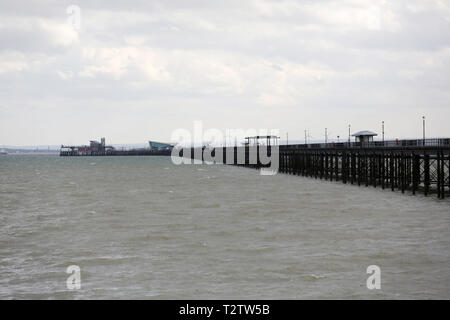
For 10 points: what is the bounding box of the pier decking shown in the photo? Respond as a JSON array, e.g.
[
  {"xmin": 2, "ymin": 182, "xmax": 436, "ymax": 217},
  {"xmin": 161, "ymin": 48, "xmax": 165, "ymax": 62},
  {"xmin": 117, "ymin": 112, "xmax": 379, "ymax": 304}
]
[{"xmin": 181, "ymin": 138, "xmax": 450, "ymax": 199}]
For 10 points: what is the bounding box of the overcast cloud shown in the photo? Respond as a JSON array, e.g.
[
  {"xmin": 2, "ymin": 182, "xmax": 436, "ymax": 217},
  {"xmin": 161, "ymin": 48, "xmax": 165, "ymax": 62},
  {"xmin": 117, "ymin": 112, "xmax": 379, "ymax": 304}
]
[{"xmin": 0, "ymin": 0, "xmax": 449, "ymax": 145}]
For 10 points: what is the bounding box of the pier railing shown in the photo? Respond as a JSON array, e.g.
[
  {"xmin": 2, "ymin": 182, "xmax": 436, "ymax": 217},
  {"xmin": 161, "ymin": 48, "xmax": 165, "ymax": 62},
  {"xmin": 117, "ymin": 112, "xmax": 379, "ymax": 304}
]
[{"xmin": 283, "ymin": 138, "xmax": 450, "ymax": 150}]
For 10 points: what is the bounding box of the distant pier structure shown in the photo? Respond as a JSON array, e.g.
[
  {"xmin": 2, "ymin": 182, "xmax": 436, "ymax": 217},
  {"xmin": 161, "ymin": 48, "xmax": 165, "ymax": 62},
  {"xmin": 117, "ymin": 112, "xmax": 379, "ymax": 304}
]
[
  {"xmin": 60, "ymin": 138, "xmax": 173, "ymax": 156},
  {"xmin": 149, "ymin": 141, "xmax": 174, "ymax": 151},
  {"xmin": 60, "ymin": 138, "xmax": 113, "ymax": 156},
  {"xmin": 182, "ymin": 134, "xmax": 450, "ymax": 199}
]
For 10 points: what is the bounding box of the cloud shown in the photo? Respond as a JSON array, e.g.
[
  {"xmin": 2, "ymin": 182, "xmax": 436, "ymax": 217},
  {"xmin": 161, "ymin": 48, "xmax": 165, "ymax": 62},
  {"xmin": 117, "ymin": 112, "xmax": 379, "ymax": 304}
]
[
  {"xmin": 0, "ymin": 0, "xmax": 449, "ymax": 145},
  {"xmin": 0, "ymin": 51, "xmax": 28, "ymax": 73},
  {"xmin": 0, "ymin": 16, "xmax": 79, "ymax": 53}
]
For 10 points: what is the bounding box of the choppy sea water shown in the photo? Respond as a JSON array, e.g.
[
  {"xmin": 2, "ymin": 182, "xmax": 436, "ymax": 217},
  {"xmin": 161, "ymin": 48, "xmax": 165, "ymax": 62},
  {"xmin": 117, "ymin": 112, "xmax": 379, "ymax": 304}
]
[{"xmin": 0, "ymin": 155, "xmax": 449, "ymax": 299}]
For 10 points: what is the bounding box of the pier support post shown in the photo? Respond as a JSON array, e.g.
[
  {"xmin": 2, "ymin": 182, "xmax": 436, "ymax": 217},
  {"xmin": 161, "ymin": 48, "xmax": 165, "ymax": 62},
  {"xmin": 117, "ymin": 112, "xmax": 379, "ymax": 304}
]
[
  {"xmin": 390, "ymin": 152, "xmax": 394, "ymax": 191},
  {"xmin": 412, "ymin": 154, "xmax": 420, "ymax": 195},
  {"xmin": 424, "ymin": 154, "xmax": 430, "ymax": 196}
]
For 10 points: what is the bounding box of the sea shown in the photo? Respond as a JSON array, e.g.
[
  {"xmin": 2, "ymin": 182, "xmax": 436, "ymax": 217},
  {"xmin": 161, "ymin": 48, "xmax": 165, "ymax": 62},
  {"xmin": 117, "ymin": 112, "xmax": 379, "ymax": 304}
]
[{"xmin": 0, "ymin": 155, "xmax": 449, "ymax": 299}]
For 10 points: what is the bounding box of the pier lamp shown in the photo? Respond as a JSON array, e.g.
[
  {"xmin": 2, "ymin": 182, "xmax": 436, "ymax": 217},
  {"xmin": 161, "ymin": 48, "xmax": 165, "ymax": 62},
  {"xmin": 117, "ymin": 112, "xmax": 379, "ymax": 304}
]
[
  {"xmin": 422, "ymin": 116, "xmax": 426, "ymax": 144},
  {"xmin": 348, "ymin": 124, "xmax": 351, "ymax": 143}
]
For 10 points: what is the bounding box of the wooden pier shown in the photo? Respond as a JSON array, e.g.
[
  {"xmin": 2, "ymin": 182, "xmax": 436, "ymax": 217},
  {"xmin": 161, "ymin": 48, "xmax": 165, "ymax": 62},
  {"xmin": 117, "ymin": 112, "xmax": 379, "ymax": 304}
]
[{"xmin": 181, "ymin": 138, "xmax": 450, "ymax": 199}]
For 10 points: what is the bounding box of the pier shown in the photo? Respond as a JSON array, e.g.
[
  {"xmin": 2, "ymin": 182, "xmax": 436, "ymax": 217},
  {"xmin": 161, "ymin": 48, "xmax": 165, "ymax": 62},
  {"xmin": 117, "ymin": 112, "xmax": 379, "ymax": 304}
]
[
  {"xmin": 60, "ymin": 138, "xmax": 173, "ymax": 157},
  {"xmin": 60, "ymin": 149, "xmax": 172, "ymax": 156},
  {"xmin": 181, "ymin": 138, "xmax": 450, "ymax": 199}
]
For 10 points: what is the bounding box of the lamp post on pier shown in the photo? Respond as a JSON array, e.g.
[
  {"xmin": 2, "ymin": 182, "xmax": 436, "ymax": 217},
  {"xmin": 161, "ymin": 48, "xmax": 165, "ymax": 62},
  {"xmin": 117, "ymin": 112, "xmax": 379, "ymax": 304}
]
[
  {"xmin": 348, "ymin": 124, "xmax": 351, "ymax": 144},
  {"xmin": 422, "ymin": 116, "xmax": 426, "ymax": 146}
]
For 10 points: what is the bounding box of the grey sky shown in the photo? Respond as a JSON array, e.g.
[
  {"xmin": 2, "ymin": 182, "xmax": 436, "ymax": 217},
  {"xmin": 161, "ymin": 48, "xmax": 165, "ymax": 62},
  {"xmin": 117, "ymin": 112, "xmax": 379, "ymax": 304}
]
[{"xmin": 0, "ymin": 0, "xmax": 449, "ymax": 145}]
